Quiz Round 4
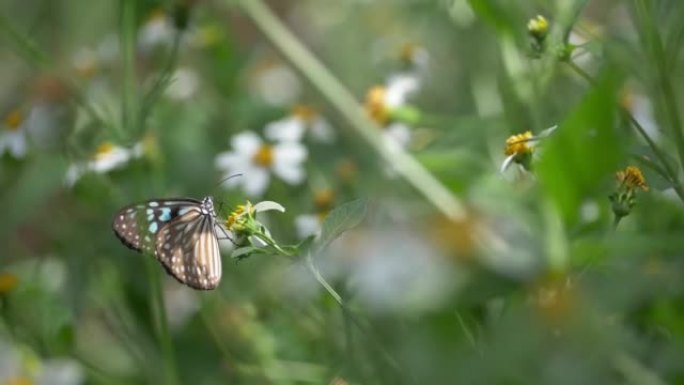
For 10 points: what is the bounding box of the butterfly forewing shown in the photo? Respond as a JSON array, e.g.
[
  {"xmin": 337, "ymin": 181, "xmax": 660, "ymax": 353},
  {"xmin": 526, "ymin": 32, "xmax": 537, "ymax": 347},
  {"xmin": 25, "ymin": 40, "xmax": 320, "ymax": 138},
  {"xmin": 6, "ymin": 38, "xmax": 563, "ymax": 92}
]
[
  {"xmin": 155, "ymin": 209, "xmax": 222, "ymax": 290},
  {"xmin": 112, "ymin": 199, "xmax": 203, "ymax": 254}
]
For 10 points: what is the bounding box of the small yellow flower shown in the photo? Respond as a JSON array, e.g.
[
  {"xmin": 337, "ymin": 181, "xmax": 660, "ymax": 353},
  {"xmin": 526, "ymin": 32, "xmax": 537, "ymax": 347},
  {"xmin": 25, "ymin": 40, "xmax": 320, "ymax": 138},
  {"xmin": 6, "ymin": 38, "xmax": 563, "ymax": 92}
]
[
  {"xmin": 4, "ymin": 110, "xmax": 23, "ymax": 131},
  {"xmin": 365, "ymin": 86, "xmax": 389, "ymax": 126},
  {"xmin": 527, "ymin": 15, "xmax": 549, "ymax": 39},
  {"xmin": 0, "ymin": 272, "xmax": 19, "ymax": 294},
  {"xmin": 225, "ymin": 202, "xmax": 254, "ymax": 230},
  {"xmin": 616, "ymin": 166, "xmax": 648, "ymax": 192},
  {"xmin": 504, "ymin": 131, "xmax": 534, "ymax": 157}
]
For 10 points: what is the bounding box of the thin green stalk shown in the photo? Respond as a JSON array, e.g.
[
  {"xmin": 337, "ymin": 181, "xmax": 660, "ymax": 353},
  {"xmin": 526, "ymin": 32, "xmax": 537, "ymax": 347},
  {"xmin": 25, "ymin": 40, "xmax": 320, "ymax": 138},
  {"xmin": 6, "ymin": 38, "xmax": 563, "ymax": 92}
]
[
  {"xmin": 613, "ymin": 214, "xmax": 622, "ymax": 230},
  {"xmin": 121, "ymin": 0, "xmax": 138, "ymax": 138},
  {"xmin": 139, "ymin": 32, "xmax": 182, "ymax": 130},
  {"xmin": 235, "ymin": 0, "xmax": 465, "ymax": 221},
  {"xmin": 634, "ymin": 0, "xmax": 684, "ymax": 173},
  {"xmin": 566, "ymin": 60, "xmax": 684, "ymax": 202},
  {"xmin": 145, "ymin": 258, "xmax": 179, "ymax": 385}
]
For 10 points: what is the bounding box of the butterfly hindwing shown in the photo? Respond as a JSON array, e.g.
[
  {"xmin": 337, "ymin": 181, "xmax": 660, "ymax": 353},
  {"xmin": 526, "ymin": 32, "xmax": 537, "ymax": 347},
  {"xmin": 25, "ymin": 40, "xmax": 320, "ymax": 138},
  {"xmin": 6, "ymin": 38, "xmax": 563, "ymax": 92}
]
[{"xmin": 154, "ymin": 209, "xmax": 222, "ymax": 290}]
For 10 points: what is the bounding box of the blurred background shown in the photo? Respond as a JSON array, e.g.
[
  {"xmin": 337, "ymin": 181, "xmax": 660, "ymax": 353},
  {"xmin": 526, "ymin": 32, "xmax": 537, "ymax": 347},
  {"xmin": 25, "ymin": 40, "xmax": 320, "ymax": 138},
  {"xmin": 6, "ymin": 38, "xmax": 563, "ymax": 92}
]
[{"xmin": 2, "ymin": 0, "xmax": 684, "ymax": 384}]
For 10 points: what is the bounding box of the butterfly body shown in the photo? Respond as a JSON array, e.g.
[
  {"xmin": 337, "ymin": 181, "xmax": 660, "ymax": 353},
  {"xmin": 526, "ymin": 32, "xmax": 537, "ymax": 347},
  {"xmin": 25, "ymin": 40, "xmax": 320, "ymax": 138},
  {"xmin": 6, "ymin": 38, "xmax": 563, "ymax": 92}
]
[{"xmin": 113, "ymin": 196, "xmax": 224, "ymax": 290}]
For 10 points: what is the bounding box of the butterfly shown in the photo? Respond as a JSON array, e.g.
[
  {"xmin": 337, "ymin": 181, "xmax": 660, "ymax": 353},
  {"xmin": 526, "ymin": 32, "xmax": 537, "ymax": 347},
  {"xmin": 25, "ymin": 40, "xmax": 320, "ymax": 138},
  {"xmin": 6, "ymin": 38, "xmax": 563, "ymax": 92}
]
[{"xmin": 112, "ymin": 196, "xmax": 227, "ymax": 290}]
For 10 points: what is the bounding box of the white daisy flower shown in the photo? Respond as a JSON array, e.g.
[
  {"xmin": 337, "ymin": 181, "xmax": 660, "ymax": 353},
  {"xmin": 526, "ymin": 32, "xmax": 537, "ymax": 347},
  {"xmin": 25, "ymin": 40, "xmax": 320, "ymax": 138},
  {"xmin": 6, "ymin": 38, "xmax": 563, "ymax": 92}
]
[
  {"xmin": 215, "ymin": 131, "xmax": 307, "ymax": 197},
  {"xmin": 249, "ymin": 60, "xmax": 302, "ymax": 107},
  {"xmin": 364, "ymin": 79, "xmax": 419, "ymax": 150},
  {"xmin": 165, "ymin": 67, "xmax": 200, "ymax": 101},
  {"xmin": 1, "ymin": 109, "xmax": 28, "ymax": 158},
  {"xmin": 295, "ymin": 214, "xmax": 322, "ymax": 239},
  {"xmin": 138, "ymin": 10, "xmax": 175, "ymax": 51},
  {"xmin": 294, "ymin": 189, "xmax": 335, "ymax": 239},
  {"xmin": 265, "ymin": 104, "xmax": 335, "ymax": 143},
  {"xmin": 65, "ymin": 142, "xmax": 143, "ymax": 186}
]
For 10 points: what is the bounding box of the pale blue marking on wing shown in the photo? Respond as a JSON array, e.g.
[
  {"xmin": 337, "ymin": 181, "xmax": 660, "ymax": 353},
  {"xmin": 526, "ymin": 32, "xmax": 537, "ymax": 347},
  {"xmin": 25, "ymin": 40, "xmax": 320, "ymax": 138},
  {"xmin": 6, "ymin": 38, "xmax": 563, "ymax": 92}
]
[
  {"xmin": 149, "ymin": 222, "xmax": 158, "ymax": 233},
  {"xmin": 159, "ymin": 208, "xmax": 172, "ymax": 221},
  {"xmin": 178, "ymin": 207, "xmax": 193, "ymax": 215}
]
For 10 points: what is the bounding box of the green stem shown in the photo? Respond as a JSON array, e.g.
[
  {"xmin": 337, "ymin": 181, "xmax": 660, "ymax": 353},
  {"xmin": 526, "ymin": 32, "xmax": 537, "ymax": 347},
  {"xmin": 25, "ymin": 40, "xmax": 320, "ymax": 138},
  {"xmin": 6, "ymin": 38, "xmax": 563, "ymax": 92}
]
[
  {"xmin": 235, "ymin": 0, "xmax": 465, "ymax": 221},
  {"xmin": 139, "ymin": 32, "xmax": 182, "ymax": 131},
  {"xmin": 634, "ymin": 0, "xmax": 684, "ymax": 173},
  {"xmin": 145, "ymin": 258, "xmax": 179, "ymax": 385},
  {"xmin": 121, "ymin": 0, "xmax": 138, "ymax": 138},
  {"xmin": 612, "ymin": 214, "xmax": 623, "ymax": 230}
]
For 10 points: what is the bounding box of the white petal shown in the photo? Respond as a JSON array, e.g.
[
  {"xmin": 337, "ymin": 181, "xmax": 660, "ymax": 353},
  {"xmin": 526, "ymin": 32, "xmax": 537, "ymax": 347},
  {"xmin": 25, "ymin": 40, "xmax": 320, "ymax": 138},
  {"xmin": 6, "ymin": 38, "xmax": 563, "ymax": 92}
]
[
  {"xmin": 295, "ymin": 214, "xmax": 321, "ymax": 239},
  {"xmin": 500, "ymin": 154, "xmax": 516, "ymax": 173},
  {"xmin": 253, "ymin": 201, "xmax": 286, "ymax": 213},
  {"xmin": 215, "ymin": 151, "xmax": 249, "ymax": 171},
  {"xmin": 272, "ymin": 162, "xmax": 305, "ymax": 185},
  {"xmin": 64, "ymin": 164, "xmax": 84, "ymax": 186},
  {"xmin": 6, "ymin": 131, "xmax": 27, "ymax": 158},
  {"xmin": 265, "ymin": 116, "xmax": 305, "ymax": 142},
  {"xmin": 231, "ymin": 131, "xmax": 262, "ymax": 156},
  {"xmin": 385, "ymin": 73, "xmax": 420, "ymax": 107},
  {"xmin": 241, "ymin": 167, "xmax": 270, "ymax": 197},
  {"xmin": 273, "ymin": 141, "xmax": 307, "ymax": 165},
  {"xmin": 310, "ymin": 118, "xmax": 336, "ymax": 143},
  {"xmin": 384, "ymin": 123, "xmax": 411, "ymax": 149},
  {"xmin": 92, "ymin": 147, "xmax": 130, "ymax": 173}
]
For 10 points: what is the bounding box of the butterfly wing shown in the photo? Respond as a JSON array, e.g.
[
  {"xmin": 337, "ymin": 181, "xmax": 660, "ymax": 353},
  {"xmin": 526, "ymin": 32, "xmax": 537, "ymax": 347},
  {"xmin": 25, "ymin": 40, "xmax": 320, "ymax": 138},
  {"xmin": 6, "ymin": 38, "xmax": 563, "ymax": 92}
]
[
  {"xmin": 112, "ymin": 199, "xmax": 203, "ymax": 255},
  {"xmin": 154, "ymin": 209, "xmax": 222, "ymax": 290}
]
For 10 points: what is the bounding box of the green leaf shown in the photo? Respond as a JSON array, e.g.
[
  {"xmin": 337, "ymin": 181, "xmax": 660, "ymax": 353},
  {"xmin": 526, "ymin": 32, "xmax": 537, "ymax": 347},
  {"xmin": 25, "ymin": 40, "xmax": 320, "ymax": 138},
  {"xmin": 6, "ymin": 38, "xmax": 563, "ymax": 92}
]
[
  {"xmin": 315, "ymin": 199, "xmax": 368, "ymax": 252},
  {"xmin": 537, "ymin": 69, "xmax": 624, "ymax": 224}
]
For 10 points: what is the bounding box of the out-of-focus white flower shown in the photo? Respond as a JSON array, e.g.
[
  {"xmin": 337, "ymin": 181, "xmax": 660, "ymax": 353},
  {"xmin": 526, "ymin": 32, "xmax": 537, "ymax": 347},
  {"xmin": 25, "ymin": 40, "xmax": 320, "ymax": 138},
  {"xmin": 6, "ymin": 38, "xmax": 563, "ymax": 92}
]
[
  {"xmin": 295, "ymin": 214, "xmax": 322, "ymax": 239},
  {"xmin": 1, "ymin": 109, "xmax": 28, "ymax": 158},
  {"xmin": 621, "ymin": 89, "xmax": 660, "ymax": 142},
  {"xmin": 265, "ymin": 104, "xmax": 335, "ymax": 143},
  {"xmin": 72, "ymin": 48, "xmax": 99, "ymax": 79},
  {"xmin": 215, "ymin": 131, "xmax": 307, "ymax": 197},
  {"xmin": 0, "ymin": 337, "xmax": 84, "ymax": 385},
  {"xmin": 398, "ymin": 42, "xmax": 430, "ymax": 76},
  {"xmin": 65, "ymin": 142, "xmax": 143, "ymax": 186},
  {"xmin": 331, "ymin": 229, "xmax": 459, "ymax": 313},
  {"xmin": 164, "ymin": 283, "xmax": 200, "ymax": 331},
  {"xmin": 165, "ymin": 67, "xmax": 200, "ymax": 100},
  {"xmin": 138, "ymin": 10, "xmax": 175, "ymax": 51},
  {"xmin": 36, "ymin": 359, "xmax": 85, "ymax": 385},
  {"xmin": 249, "ymin": 61, "xmax": 302, "ymax": 107}
]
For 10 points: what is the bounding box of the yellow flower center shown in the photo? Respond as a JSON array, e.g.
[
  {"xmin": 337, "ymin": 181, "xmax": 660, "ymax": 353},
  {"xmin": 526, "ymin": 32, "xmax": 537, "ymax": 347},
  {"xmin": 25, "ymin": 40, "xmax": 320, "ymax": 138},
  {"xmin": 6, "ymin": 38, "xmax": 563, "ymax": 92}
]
[
  {"xmin": 527, "ymin": 15, "xmax": 549, "ymax": 38},
  {"xmin": 6, "ymin": 377, "xmax": 33, "ymax": 385},
  {"xmin": 399, "ymin": 42, "xmax": 419, "ymax": 63},
  {"xmin": 504, "ymin": 131, "xmax": 534, "ymax": 156},
  {"xmin": 291, "ymin": 104, "xmax": 318, "ymax": 124},
  {"xmin": 617, "ymin": 166, "xmax": 648, "ymax": 192},
  {"xmin": 95, "ymin": 142, "xmax": 116, "ymax": 160},
  {"xmin": 147, "ymin": 8, "xmax": 168, "ymax": 23},
  {"xmin": 225, "ymin": 202, "xmax": 254, "ymax": 229},
  {"xmin": 313, "ymin": 189, "xmax": 335, "ymax": 212},
  {"xmin": 252, "ymin": 145, "xmax": 274, "ymax": 167},
  {"xmin": 4, "ymin": 110, "xmax": 23, "ymax": 132},
  {"xmin": 0, "ymin": 272, "xmax": 19, "ymax": 294},
  {"xmin": 194, "ymin": 24, "xmax": 222, "ymax": 47},
  {"xmin": 365, "ymin": 86, "xmax": 389, "ymax": 126}
]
